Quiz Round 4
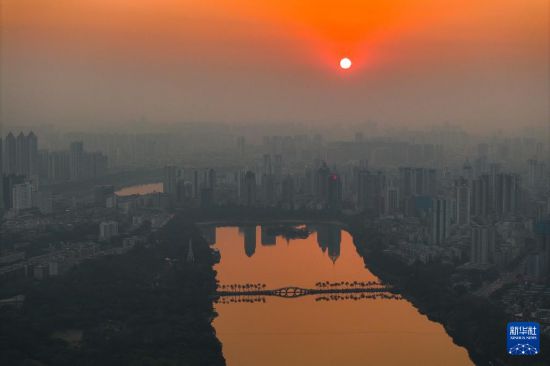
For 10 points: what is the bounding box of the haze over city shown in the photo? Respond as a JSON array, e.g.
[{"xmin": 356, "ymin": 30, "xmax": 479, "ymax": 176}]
[
  {"xmin": 1, "ymin": 0, "xmax": 548, "ymax": 132},
  {"xmin": 1, "ymin": 1, "xmax": 550, "ymax": 366}
]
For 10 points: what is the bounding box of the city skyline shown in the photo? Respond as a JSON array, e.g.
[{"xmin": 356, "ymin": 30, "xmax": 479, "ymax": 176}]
[{"xmin": 1, "ymin": 2, "xmax": 550, "ymax": 365}]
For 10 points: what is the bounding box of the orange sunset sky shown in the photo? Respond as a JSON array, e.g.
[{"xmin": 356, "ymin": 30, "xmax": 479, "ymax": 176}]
[{"xmin": 1, "ymin": 0, "xmax": 549, "ymax": 132}]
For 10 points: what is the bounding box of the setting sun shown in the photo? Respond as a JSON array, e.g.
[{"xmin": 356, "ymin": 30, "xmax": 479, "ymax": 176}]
[{"xmin": 340, "ymin": 57, "xmax": 352, "ymax": 69}]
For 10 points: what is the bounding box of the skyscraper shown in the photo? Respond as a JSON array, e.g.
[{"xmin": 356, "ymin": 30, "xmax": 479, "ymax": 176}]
[
  {"xmin": 384, "ymin": 185, "xmax": 400, "ymax": 215},
  {"xmin": 315, "ymin": 162, "xmax": 330, "ymax": 202},
  {"xmin": 3, "ymin": 132, "xmax": 16, "ymax": 175},
  {"xmin": 16, "ymin": 132, "xmax": 29, "ymax": 176},
  {"xmin": 494, "ymin": 173, "xmax": 520, "ymax": 218},
  {"xmin": 69, "ymin": 141, "xmax": 84, "ymax": 181},
  {"xmin": 242, "ymin": 171, "xmax": 256, "ymax": 206},
  {"xmin": 357, "ymin": 170, "xmax": 385, "ymax": 215},
  {"xmin": 472, "ymin": 174, "xmax": 491, "ymax": 218},
  {"xmin": 28, "ymin": 132, "xmax": 38, "ymax": 177},
  {"xmin": 431, "ymin": 198, "xmax": 450, "ymax": 245},
  {"xmin": 327, "ymin": 173, "xmax": 342, "ymax": 209},
  {"xmin": 455, "ymin": 178, "xmax": 471, "ymax": 226},
  {"xmin": 470, "ymin": 221, "xmax": 496, "ymax": 265},
  {"xmin": 163, "ymin": 165, "xmax": 178, "ymax": 198},
  {"xmin": 12, "ymin": 182, "xmax": 34, "ymax": 212}
]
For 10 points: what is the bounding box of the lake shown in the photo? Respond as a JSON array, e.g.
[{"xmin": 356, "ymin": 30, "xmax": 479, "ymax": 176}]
[{"xmin": 208, "ymin": 224, "xmax": 473, "ymax": 366}]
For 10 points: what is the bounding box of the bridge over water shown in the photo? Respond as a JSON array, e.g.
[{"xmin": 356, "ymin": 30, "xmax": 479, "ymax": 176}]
[{"xmin": 217, "ymin": 285, "xmax": 395, "ymax": 299}]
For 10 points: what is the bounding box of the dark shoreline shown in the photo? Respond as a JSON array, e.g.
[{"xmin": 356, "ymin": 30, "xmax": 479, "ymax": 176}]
[
  {"xmin": 346, "ymin": 219, "xmax": 550, "ymax": 366},
  {"xmin": 195, "ymin": 211, "xmax": 548, "ymax": 366}
]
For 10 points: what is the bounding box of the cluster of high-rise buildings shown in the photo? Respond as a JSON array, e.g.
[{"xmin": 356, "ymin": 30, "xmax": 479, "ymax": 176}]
[
  {"xmin": 1, "ymin": 132, "xmax": 109, "ymax": 215},
  {"xmin": 155, "ymin": 131, "xmax": 549, "ymax": 281},
  {"xmin": 2, "ymin": 126, "xmax": 549, "ymax": 282}
]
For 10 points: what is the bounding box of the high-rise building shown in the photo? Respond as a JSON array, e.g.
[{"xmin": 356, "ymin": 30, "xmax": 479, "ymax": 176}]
[
  {"xmin": 242, "ymin": 171, "xmax": 256, "ymax": 206},
  {"xmin": 470, "ymin": 221, "xmax": 496, "ymax": 265},
  {"xmin": 399, "ymin": 167, "xmax": 437, "ymax": 204},
  {"xmin": 28, "ymin": 132, "xmax": 38, "ymax": 176},
  {"xmin": 472, "ymin": 174, "xmax": 491, "ymax": 218},
  {"xmin": 12, "ymin": 182, "xmax": 34, "ymax": 212},
  {"xmin": 16, "ymin": 132, "xmax": 29, "ymax": 176},
  {"xmin": 327, "ymin": 173, "xmax": 342, "ymax": 209},
  {"xmin": 357, "ymin": 170, "xmax": 385, "ymax": 215},
  {"xmin": 455, "ymin": 178, "xmax": 471, "ymax": 226},
  {"xmin": 315, "ymin": 162, "xmax": 330, "ymax": 202},
  {"xmin": 494, "ymin": 173, "xmax": 520, "ymax": 218},
  {"xmin": 281, "ymin": 175, "xmax": 294, "ymax": 206},
  {"xmin": 99, "ymin": 221, "xmax": 119, "ymax": 241},
  {"xmin": 384, "ymin": 185, "xmax": 400, "ymax": 215},
  {"xmin": 3, "ymin": 132, "xmax": 16, "ymax": 175},
  {"xmin": 69, "ymin": 141, "xmax": 84, "ymax": 181},
  {"xmin": 47, "ymin": 151, "xmax": 71, "ymax": 182},
  {"xmin": 163, "ymin": 165, "xmax": 179, "ymax": 198},
  {"xmin": 261, "ymin": 173, "xmax": 276, "ymax": 205},
  {"xmin": 527, "ymin": 159, "xmax": 545, "ymax": 190},
  {"xmin": 431, "ymin": 198, "xmax": 450, "ymax": 245}
]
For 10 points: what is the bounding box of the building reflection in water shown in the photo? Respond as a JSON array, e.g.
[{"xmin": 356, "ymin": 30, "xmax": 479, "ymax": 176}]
[
  {"xmin": 239, "ymin": 226, "xmax": 256, "ymax": 257},
  {"xmin": 260, "ymin": 226, "xmax": 276, "ymax": 246},
  {"xmin": 234, "ymin": 224, "xmax": 341, "ymax": 263},
  {"xmin": 314, "ymin": 225, "xmax": 341, "ymax": 263}
]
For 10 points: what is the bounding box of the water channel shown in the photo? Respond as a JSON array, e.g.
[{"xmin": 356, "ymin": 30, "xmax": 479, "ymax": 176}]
[{"xmin": 208, "ymin": 224, "xmax": 473, "ymax": 366}]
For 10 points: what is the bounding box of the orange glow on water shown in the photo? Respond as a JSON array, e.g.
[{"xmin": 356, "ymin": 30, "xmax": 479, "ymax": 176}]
[{"xmin": 212, "ymin": 226, "xmax": 473, "ymax": 366}]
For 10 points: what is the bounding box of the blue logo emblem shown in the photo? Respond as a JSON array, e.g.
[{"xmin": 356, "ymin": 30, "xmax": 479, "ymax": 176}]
[{"xmin": 507, "ymin": 322, "xmax": 540, "ymax": 356}]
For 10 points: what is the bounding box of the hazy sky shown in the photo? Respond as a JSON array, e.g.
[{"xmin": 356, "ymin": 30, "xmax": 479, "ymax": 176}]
[{"xmin": 1, "ymin": 0, "xmax": 549, "ymax": 132}]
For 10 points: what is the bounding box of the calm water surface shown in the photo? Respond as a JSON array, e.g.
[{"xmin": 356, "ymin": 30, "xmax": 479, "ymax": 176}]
[
  {"xmin": 115, "ymin": 183, "xmax": 163, "ymax": 196},
  {"xmin": 209, "ymin": 225, "xmax": 473, "ymax": 366}
]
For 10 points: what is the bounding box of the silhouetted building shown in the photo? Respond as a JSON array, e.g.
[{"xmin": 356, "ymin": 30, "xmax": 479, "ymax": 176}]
[
  {"xmin": 99, "ymin": 221, "xmax": 119, "ymax": 241},
  {"xmin": 315, "ymin": 162, "xmax": 330, "ymax": 202},
  {"xmin": 281, "ymin": 175, "xmax": 295, "ymax": 207},
  {"xmin": 163, "ymin": 166, "xmax": 184, "ymax": 200},
  {"xmin": 472, "ymin": 174, "xmax": 491, "ymax": 218},
  {"xmin": 241, "ymin": 171, "xmax": 256, "ymax": 206},
  {"xmin": 327, "ymin": 173, "xmax": 342, "ymax": 209},
  {"xmin": 357, "ymin": 170, "xmax": 385, "ymax": 215},
  {"xmin": 12, "ymin": 182, "xmax": 33, "ymax": 212},
  {"xmin": 431, "ymin": 198, "xmax": 450, "ymax": 245},
  {"xmin": 385, "ymin": 185, "xmax": 400, "ymax": 215},
  {"xmin": 470, "ymin": 220, "xmax": 496, "ymax": 265},
  {"xmin": 455, "ymin": 177, "xmax": 471, "ymax": 226},
  {"xmin": 69, "ymin": 141, "xmax": 84, "ymax": 181},
  {"xmin": 3, "ymin": 132, "xmax": 16, "ymax": 175},
  {"xmin": 494, "ymin": 173, "xmax": 520, "ymax": 218}
]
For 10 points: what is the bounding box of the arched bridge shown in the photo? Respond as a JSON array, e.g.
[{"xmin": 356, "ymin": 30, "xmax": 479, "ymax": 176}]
[
  {"xmin": 217, "ymin": 285, "xmax": 393, "ymax": 299},
  {"xmin": 272, "ymin": 287, "xmax": 311, "ymax": 298}
]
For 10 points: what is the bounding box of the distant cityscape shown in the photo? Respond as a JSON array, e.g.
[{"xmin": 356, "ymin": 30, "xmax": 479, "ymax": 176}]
[{"xmin": 1, "ymin": 122, "xmax": 550, "ymax": 361}]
